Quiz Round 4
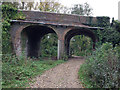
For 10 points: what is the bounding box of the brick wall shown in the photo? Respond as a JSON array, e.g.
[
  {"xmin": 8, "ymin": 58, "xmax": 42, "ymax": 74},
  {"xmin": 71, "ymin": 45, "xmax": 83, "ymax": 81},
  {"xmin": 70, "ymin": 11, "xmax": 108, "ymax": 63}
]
[{"xmin": 19, "ymin": 10, "xmax": 110, "ymax": 27}]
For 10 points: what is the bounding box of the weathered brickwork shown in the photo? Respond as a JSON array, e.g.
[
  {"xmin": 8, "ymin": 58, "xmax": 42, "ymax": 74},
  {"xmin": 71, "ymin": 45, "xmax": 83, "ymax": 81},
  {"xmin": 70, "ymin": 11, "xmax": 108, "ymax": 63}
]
[{"xmin": 11, "ymin": 10, "xmax": 110, "ymax": 59}]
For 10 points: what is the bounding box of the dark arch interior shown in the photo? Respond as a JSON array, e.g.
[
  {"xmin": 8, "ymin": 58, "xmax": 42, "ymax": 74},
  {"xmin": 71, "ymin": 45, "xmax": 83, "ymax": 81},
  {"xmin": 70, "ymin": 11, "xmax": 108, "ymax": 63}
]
[
  {"xmin": 65, "ymin": 28, "xmax": 97, "ymax": 56},
  {"xmin": 21, "ymin": 25, "xmax": 56, "ymax": 58}
]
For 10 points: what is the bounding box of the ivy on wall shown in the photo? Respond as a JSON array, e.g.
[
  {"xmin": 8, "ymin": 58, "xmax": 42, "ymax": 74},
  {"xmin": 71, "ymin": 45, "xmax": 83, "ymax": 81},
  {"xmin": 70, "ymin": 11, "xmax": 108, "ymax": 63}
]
[{"xmin": 2, "ymin": 4, "xmax": 25, "ymax": 54}]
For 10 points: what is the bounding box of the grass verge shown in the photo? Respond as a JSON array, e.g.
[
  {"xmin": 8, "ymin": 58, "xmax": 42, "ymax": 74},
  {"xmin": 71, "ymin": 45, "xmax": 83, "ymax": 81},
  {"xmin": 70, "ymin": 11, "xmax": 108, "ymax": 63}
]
[{"xmin": 2, "ymin": 55, "xmax": 65, "ymax": 88}]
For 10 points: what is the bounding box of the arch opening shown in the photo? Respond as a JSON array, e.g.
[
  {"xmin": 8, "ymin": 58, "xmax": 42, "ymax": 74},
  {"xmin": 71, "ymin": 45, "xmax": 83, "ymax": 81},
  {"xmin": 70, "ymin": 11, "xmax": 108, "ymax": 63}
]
[
  {"xmin": 65, "ymin": 28, "xmax": 97, "ymax": 57},
  {"xmin": 21, "ymin": 25, "xmax": 58, "ymax": 58},
  {"xmin": 69, "ymin": 35, "xmax": 93, "ymax": 57}
]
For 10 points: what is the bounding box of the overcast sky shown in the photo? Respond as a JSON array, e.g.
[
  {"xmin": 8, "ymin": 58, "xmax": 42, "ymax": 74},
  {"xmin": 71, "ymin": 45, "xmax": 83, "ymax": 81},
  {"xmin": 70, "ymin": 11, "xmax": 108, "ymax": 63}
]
[
  {"xmin": 4, "ymin": 0, "xmax": 119, "ymax": 20},
  {"xmin": 58, "ymin": 0, "xmax": 120, "ymax": 20}
]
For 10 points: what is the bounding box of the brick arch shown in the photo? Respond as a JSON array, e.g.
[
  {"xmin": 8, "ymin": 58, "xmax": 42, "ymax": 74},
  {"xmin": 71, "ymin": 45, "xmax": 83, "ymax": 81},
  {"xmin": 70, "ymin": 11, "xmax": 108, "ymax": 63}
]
[
  {"xmin": 20, "ymin": 25, "xmax": 58, "ymax": 37},
  {"xmin": 11, "ymin": 24, "xmax": 58, "ymax": 58},
  {"xmin": 64, "ymin": 28, "xmax": 98, "ymax": 56},
  {"xmin": 21, "ymin": 25, "xmax": 58, "ymax": 58}
]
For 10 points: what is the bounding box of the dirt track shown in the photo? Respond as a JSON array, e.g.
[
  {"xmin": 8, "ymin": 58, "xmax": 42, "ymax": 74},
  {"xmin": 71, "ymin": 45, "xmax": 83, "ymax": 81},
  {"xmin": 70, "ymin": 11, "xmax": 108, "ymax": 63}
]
[{"xmin": 29, "ymin": 56, "xmax": 84, "ymax": 88}]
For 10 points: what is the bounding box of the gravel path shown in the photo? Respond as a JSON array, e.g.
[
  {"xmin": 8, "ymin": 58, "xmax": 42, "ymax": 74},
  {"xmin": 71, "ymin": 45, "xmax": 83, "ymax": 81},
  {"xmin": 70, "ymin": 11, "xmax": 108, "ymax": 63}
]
[{"xmin": 29, "ymin": 56, "xmax": 85, "ymax": 88}]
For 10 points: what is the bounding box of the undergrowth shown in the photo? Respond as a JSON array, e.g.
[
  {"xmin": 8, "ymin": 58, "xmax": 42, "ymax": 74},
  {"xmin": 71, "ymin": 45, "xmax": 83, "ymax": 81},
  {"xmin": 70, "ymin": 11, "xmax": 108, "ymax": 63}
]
[
  {"xmin": 78, "ymin": 43, "xmax": 120, "ymax": 88},
  {"xmin": 2, "ymin": 54, "xmax": 65, "ymax": 88}
]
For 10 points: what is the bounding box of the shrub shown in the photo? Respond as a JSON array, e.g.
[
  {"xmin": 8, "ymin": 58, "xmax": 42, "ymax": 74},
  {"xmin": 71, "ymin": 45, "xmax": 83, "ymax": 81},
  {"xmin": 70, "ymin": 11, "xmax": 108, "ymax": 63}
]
[
  {"xmin": 96, "ymin": 26, "xmax": 120, "ymax": 47},
  {"xmin": 79, "ymin": 43, "xmax": 120, "ymax": 88}
]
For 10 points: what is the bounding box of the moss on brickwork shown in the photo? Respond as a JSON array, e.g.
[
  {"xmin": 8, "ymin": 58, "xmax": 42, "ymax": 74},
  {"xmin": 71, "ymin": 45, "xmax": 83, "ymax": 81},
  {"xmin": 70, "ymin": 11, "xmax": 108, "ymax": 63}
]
[
  {"xmin": 96, "ymin": 16, "xmax": 110, "ymax": 27},
  {"xmin": 83, "ymin": 16, "xmax": 110, "ymax": 27}
]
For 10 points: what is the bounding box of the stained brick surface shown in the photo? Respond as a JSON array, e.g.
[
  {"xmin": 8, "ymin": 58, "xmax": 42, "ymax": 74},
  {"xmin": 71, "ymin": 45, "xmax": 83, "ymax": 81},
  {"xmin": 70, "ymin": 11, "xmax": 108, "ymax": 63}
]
[
  {"xmin": 18, "ymin": 10, "xmax": 110, "ymax": 27},
  {"xmin": 11, "ymin": 11, "xmax": 110, "ymax": 59}
]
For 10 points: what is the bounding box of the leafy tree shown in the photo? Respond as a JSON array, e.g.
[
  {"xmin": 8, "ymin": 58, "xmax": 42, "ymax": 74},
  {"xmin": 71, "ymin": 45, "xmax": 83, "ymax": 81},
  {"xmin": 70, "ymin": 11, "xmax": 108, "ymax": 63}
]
[
  {"xmin": 61, "ymin": 6, "xmax": 71, "ymax": 14},
  {"xmin": 2, "ymin": 2, "xmax": 20, "ymax": 9},
  {"xmin": 84, "ymin": 2, "xmax": 93, "ymax": 16},
  {"xmin": 71, "ymin": 2, "xmax": 93, "ymax": 16},
  {"xmin": 38, "ymin": 0, "xmax": 62, "ymax": 13},
  {"xmin": 71, "ymin": 4, "xmax": 84, "ymax": 15},
  {"xmin": 2, "ymin": 1, "xmax": 35, "ymax": 10},
  {"xmin": 25, "ymin": 2, "xmax": 34, "ymax": 10}
]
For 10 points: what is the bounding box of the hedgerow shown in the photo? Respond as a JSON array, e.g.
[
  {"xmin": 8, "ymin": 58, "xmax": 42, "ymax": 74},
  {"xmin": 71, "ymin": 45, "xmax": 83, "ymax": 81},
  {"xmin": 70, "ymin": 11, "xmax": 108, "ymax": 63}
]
[{"xmin": 79, "ymin": 43, "xmax": 120, "ymax": 88}]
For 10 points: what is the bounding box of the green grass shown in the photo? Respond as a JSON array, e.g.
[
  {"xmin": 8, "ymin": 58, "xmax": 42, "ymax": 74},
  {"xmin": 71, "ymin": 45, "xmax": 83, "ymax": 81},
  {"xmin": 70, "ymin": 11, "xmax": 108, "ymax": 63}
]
[{"xmin": 2, "ymin": 55, "xmax": 65, "ymax": 88}]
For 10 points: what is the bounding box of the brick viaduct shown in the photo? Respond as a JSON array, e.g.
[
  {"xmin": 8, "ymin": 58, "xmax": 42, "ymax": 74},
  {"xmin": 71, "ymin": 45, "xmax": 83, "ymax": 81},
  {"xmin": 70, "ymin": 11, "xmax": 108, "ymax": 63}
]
[{"xmin": 10, "ymin": 10, "xmax": 110, "ymax": 59}]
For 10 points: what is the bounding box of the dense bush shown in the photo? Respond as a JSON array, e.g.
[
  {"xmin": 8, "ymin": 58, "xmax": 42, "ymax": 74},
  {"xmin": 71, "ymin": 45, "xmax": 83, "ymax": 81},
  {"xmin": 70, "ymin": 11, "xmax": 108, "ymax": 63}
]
[
  {"xmin": 96, "ymin": 26, "xmax": 120, "ymax": 47},
  {"xmin": 79, "ymin": 43, "xmax": 120, "ymax": 88}
]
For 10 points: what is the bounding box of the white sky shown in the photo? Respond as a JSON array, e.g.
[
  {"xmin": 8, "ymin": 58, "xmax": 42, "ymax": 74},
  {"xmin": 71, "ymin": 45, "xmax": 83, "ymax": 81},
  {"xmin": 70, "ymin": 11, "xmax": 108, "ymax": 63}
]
[
  {"xmin": 58, "ymin": 0, "xmax": 120, "ymax": 20},
  {"xmin": 4, "ymin": 0, "xmax": 119, "ymax": 20}
]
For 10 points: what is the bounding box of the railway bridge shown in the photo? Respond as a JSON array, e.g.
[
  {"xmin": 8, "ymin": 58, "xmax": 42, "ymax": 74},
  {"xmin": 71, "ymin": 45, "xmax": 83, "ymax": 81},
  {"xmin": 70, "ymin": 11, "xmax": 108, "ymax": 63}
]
[{"xmin": 10, "ymin": 10, "xmax": 110, "ymax": 59}]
